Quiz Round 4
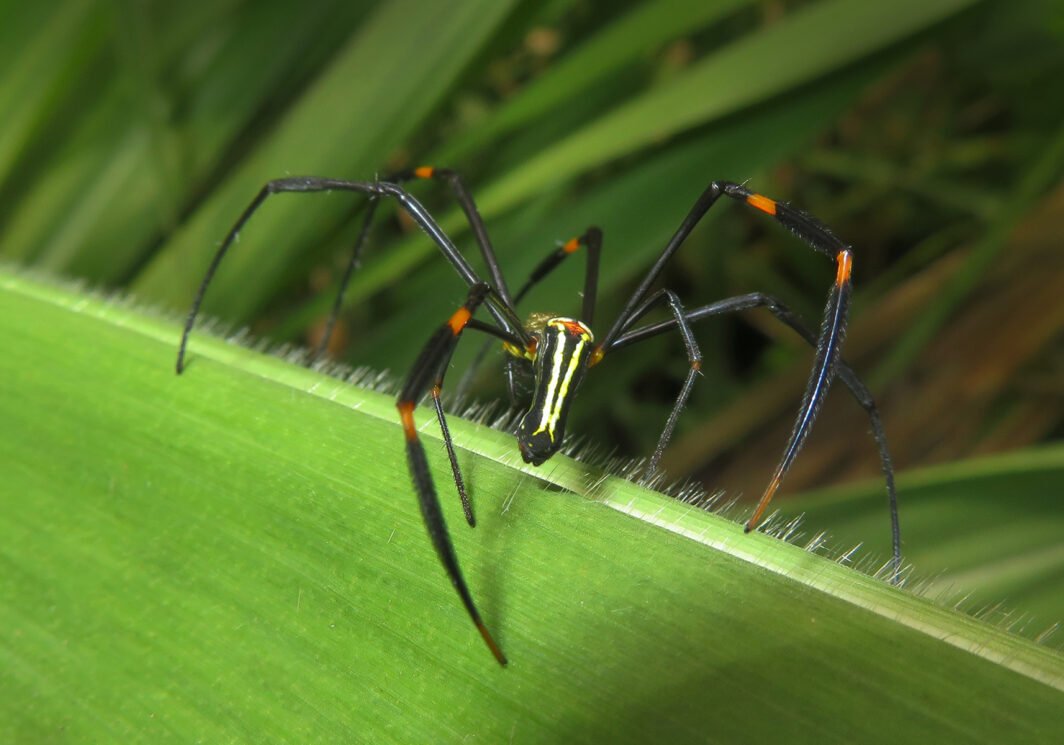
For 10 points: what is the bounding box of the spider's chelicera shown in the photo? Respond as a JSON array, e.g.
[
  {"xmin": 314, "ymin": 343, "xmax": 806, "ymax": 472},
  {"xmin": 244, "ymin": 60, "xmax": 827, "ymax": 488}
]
[{"xmin": 178, "ymin": 166, "xmax": 901, "ymax": 666}]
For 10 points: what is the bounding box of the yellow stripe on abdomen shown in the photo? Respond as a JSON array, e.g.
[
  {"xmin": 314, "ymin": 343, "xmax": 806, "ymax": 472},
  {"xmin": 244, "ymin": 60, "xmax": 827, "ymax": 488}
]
[{"xmin": 532, "ymin": 321, "xmax": 591, "ymax": 442}]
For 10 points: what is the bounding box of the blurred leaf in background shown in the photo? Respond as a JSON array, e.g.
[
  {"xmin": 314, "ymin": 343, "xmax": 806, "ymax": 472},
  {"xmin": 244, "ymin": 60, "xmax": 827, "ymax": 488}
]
[{"xmin": 2, "ymin": 0, "xmax": 1063, "ymax": 674}]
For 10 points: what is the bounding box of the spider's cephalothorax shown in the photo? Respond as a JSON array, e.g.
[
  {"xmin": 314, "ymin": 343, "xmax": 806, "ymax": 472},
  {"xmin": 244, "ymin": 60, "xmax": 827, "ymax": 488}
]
[
  {"xmin": 514, "ymin": 318, "xmax": 594, "ymax": 466},
  {"xmin": 178, "ymin": 167, "xmax": 902, "ymax": 667}
]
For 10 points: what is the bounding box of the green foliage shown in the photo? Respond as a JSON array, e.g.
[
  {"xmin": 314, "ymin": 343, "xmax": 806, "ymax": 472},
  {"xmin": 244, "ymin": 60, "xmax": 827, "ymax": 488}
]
[{"xmin": 794, "ymin": 444, "xmax": 1064, "ymax": 632}]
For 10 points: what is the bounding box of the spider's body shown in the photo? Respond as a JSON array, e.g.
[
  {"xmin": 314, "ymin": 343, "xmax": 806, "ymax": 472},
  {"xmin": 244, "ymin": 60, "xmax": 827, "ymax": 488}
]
[
  {"xmin": 178, "ymin": 168, "xmax": 901, "ymax": 667},
  {"xmin": 514, "ymin": 316, "xmax": 595, "ymax": 466}
]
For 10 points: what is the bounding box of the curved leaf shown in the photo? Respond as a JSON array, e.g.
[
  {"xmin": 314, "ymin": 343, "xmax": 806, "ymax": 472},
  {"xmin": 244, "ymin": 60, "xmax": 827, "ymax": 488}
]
[{"xmin": 2, "ymin": 268, "xmax": 1063, "ymax": 743}]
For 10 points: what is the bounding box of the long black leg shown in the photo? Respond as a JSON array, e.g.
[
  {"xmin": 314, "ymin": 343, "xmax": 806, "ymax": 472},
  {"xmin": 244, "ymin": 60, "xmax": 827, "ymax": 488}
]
[
  {"xmin": 611, "ymin": 291, "xmax": 901, "ymax": 578},
  {"xmin": 597, "ymin": 182, "xmax": 858, "ymax": 544},
  {"xmin": 396, "ymin": 282, "xmax": 508, "ymax": 666},
  {"xmin": 427, "ymin": 319, "xmax": 532, "ymax": 528},
  {"xmin": 747, "ymin": 251, "xmax": 851, "ymax": 534},
  {"xmin": 431, "ymin": 370, "xmax": 474, "ymax": 527},
  {"xmin": 176, "ymin": 177, "xmax": 531, "ymax": 373},
  {"xmin": 508, "ymin": 227, "xmax": 602, "ymax": 326},
  {"xmin": 391, "ymin": 166, "xmax": 518, "ymax": 309},
  {"xmin": 608, "ymin": 288, "xmax": 703, "ymax": 480},
  {"xmin": 601, "ymin": 181, "xmax": 844, "ymax": 351},
  {"xmin": 318, "ymin": 165, "xmax": 529, "ymax": 360},
  {"xmin": 314, "ymin": 196, "xmax": 379, "ymax": 361},
  {"xmin": 433, "ymin": 317, "xmax": 531, "ymax": 530}
]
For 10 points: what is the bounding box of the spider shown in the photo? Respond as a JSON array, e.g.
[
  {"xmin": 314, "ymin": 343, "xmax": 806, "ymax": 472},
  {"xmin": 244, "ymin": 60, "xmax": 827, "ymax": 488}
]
[{"xmin": 177, "ymin": 166, "xmax": 901, "ymax": 666}]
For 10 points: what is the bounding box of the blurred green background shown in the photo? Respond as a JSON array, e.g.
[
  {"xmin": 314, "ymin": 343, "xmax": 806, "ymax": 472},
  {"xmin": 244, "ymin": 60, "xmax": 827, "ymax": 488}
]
[{"xmin": 3, "ymin": 0, "xmax": 1063, "ymax": 640}]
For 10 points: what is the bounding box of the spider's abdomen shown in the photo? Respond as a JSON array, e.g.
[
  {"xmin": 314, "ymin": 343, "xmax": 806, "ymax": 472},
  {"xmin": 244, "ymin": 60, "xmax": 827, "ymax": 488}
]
[{"xmin": 517, "ymin": 318, "xmax": 594, "ymax": 466}]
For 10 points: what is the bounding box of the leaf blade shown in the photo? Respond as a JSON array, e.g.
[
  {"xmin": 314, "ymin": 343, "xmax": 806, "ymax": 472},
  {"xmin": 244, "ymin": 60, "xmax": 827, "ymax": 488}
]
[{"xmin": 3, "ymin": 267, "xmax": 1064, "ymax": 743}]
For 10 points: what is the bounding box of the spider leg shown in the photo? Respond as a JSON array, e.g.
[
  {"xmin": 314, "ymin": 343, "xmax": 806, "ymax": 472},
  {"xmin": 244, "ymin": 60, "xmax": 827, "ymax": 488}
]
[
  {"xmin": 430, "ymin": 356, "xmax": 475, "ymax": 527},
  {"xmin": 746, "ymin": 249, "xmax": 852, "ymax": 536},
  {"xmin": 611, "ymin": 291, "xmax": 900, "ymax": 580},
  {"xmin": 176, "ymin": 176, "xmax": 530, "ymax": 374},
  {"xmin": 391, "ymin": 166, "xmax": 518, "ymax": 308},
  {"xmin": 319, "ymin": 167, "xmax": 514, "ymax": 366},
  {"xmin": 320, "ymin": 166, "xmax": 529, "ymax": 368},
  {"xmin": 507, "ymin": 226, "xmax": 602, "ymax": 326},
  {"xmin": 396, "ymin": 282, "xmax": 508, "ymax": 666},
  {"xmin": 315, "ymin": 195, "xmax": 379, "ymax": 361},
  {"xmin": 428, "ymin": 319, "xmax": 528, "ymax": 529},
  {"xmin": 321, "ymin": 164, "xmax": 519, "ymax": 361},
  {"xmin": 600, "ymin": 181, "xmax": 846, "ymax": 351},
  {"xmin": 599, "ymin": 181, "xmax": 861, "ymax": 539},
  {"xmin": 601, "ymin": 288, "xmax": 703, "ymax": 481}
]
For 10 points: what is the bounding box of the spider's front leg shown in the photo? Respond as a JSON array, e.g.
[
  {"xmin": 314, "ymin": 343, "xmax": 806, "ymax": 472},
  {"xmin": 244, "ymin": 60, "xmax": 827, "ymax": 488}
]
[
  {"xmin": 395, "ymin": 282, "xmax": 508, "ymax": 666},
  {"xmin": 177, "ymin": 175, "xmax": 530, "ymax": 374},
  {"xmin": 608, "ymin": 287, "xmax": 901, "ymax": 578},
  {"xmin": 594, "ymin": 181, "xmax": 898, "ymax": 574},
  {"xmin": 705, "ymin": 185, "xmax": 859, "ymax": 539}
]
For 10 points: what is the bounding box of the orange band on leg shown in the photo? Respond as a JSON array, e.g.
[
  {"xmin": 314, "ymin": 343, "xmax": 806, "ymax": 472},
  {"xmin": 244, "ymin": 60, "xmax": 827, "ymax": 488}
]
[
  {"xmin": 447, "ymin": 307, "xmax": 472, "ymax": 335},
  {"xmin": 398, "ymin": 401, "xmax": 417, "ymax": 441},
  {"xmin": 413, "ymin": 166, "xmax": 435, "ymax": 179},
  {"xmin": 745, "ymin": 470, "xmax": 783, "ymax": 533},
  {"xmin": 588, "ymin": 345, "xmax": 605, "ymax": 367},
  {"xmin": 476, "ymin": 621, "xmax": 508, "ymax": 666},
  {"xmin": 563, "ymin": 237, "xmax": 581, "ymax": 254},
  {"xmin": 746, "ymin": 193, "xmax": 777, "ymax": 215},
  {"xmin": 835, "ymin": 250, "xmax": 853, "ymax": 286}
]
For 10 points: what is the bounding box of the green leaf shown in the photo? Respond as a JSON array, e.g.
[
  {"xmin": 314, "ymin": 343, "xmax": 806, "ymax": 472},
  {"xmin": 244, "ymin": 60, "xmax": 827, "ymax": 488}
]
[
  {"xmin": 473, "ymin": 0, "xmax": 982, "ymax": 218},
  {"xmin": 435, "ymin": 0, "xmax": 754, "ymax": 163},
  {"xmin": 792, "ymin": 446, "xmax": 1064, "ymax": 635},
  {"xmin": 131, "ymin": 0, "xmax": 520, "ymax": 317},
  {"xmin": 2, "ymin": 0, "xmax": 373, "ymax": 284},
  {"xmin": 0, "ymin": 1, "xmax": 107, "ymax": 186},
  {"xmin": 3, "ymin": 268, "xmax": 1063, "ymax": 742}
]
